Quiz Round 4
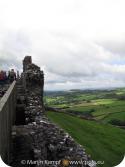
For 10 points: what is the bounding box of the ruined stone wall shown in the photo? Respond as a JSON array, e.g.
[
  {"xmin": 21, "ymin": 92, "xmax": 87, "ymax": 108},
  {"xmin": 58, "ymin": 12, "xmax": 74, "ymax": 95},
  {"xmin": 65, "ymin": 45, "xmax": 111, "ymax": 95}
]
[
  {"xmin": 11, "ymin": 57, "xmax": 95, "ymax": 167},
  {"xmin": 23, "ymin": 56, "xmax": 32, "ymax": 72}
]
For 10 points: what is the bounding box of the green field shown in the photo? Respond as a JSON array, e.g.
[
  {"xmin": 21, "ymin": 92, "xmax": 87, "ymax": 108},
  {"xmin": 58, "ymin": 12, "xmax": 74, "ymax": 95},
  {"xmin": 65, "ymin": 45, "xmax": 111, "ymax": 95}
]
[
  {"xmin": 102, "ymin": 112, "xmax": 125, "ymax": 123},
  {"xmin": 45, "ymin": 89, "xmax": 125, "ymax": 167},
  {"xmin": 47, "ymin": 112, "xmax": 125, "ymax": 167},
  {"xmin": 44, "ymin": 89, "xmax": 125, "ymax": 124}
]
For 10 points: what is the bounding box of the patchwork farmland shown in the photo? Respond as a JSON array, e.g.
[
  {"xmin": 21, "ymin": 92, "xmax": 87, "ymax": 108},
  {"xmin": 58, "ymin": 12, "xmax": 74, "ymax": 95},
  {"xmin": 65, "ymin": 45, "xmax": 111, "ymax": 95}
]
[{"xmin": 45, "ymin": 88, "xmax": 125, "ymax": 167}]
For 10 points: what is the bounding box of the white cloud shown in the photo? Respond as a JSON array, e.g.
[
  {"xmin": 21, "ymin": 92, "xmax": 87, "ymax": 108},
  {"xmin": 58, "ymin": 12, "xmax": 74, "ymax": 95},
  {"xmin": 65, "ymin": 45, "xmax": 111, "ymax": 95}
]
[{"xmin": 0, "ymin": 0, "xmax": 125, "ymax": 90}]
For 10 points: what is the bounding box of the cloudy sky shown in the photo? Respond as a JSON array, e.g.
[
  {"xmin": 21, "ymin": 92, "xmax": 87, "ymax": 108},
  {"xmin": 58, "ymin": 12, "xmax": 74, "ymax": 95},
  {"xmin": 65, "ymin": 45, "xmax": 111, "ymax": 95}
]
[{"xmin": 0, "ymin": 0, "xmax": 125, "ymax": 90}]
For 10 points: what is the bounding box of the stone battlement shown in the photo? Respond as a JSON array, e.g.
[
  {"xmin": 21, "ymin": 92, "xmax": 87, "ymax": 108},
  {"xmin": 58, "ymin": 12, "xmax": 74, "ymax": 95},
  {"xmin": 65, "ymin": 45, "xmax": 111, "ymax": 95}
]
[{"xmin": 0, "ymin": 56, "xmax": 96, "ymax": 167}]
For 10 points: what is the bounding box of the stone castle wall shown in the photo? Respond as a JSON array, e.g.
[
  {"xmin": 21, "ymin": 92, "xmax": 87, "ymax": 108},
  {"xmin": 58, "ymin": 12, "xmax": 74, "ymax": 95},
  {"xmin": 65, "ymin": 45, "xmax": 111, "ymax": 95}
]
[{"xmin": 10, "ymin": 56, "xmax": 95, "ymax": 167}]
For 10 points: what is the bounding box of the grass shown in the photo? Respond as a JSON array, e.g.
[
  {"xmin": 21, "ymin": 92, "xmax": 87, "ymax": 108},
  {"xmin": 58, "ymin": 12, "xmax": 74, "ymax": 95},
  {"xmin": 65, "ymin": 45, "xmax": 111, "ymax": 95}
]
[
  {"xmin": 45, "ymin": 90, "xmax": 125, "ymax": 123},
  {"xmin": 66, "ymin": 99, "xmax": 125, "ymax": 122},
  {"xmin": 93, "ymin": 99, "xmax": 115, "ymax": 105},
  {"xmin": 102, "ymin": 112, "xmax": 125, "ymax": 123},
  {"xmin": 47, "ymin": 111, "xmax": 125, "ymax": 167}
]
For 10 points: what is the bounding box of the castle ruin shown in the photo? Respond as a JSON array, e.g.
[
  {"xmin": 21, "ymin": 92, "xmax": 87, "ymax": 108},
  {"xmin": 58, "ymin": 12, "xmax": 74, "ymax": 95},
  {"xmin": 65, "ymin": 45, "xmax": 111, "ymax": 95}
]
[{"xmin": 0, "ymin": 56, "xmax": 96, "ymax": 167}]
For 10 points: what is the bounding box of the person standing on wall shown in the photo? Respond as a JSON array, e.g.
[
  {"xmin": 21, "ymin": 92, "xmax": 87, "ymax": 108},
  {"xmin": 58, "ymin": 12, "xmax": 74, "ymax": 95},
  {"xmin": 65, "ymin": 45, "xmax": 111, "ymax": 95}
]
[
  {"xmin": 0, "ymin": 71, "xmax": 8, "ymax": 85},
  {"xmin": 8, "ymin": 69, "xmax": 16, "ymax": 83}
]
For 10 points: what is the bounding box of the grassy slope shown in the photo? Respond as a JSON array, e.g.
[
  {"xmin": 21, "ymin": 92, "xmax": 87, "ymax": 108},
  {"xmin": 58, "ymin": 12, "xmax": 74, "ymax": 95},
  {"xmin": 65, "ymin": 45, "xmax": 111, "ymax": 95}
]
[
  {"xmin": 102, "ymin": 112, "xmax": 125, "ymax": 123},
  {"xmin": 47, "ymin": 111, "xmax": 125, "ymax": 167},
  {"xmin": 45, "ymin": 91, "xmax": 125, "ymax": 122},
  {"xmin": 68, "ymin": 99, "xmax": 125, "ymax": 122}
]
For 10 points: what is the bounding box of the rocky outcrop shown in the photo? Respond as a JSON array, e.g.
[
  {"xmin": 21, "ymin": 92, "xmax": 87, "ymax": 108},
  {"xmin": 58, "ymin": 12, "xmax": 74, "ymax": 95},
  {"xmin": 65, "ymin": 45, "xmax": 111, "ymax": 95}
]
[{"xmin": 10, "ymin": 56, "xmax": 96, "ymax": 167}]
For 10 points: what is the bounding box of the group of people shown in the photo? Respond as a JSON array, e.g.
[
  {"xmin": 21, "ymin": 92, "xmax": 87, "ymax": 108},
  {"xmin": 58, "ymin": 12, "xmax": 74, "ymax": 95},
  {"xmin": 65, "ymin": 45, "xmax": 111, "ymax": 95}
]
[{"xmin": 0, "ymin": 69, "xmax": 17, "ymax": 84}]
